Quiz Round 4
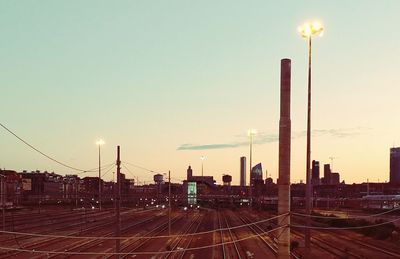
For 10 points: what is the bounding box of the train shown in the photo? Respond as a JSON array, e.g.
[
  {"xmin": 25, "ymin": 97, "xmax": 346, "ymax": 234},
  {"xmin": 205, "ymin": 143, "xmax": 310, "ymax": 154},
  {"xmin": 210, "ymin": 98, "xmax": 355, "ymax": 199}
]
[{"xmin": 361, "ymin": 195, "xmax": 400, "ymax": 210}]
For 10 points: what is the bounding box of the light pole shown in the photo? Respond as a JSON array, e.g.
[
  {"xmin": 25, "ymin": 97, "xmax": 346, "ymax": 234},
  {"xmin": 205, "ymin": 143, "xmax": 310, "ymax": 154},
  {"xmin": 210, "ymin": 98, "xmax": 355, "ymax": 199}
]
[
  {"xmin": 248, "ymin": 129, "xmax": 257, "ymax": 207},
  {"xmin": 168, "ymin": 170, "xmax": 171, "ymax": 236},
  {"xmin": 298, "ymin": 21, "xmax": 323, "ymax": 248},
  {"xmin": 200, "ymin": 156, "xmax": 205, "ymax": 177},
  {"xmin": 96, "ymin": 139, "xmax": 105, "ymax": 210}
]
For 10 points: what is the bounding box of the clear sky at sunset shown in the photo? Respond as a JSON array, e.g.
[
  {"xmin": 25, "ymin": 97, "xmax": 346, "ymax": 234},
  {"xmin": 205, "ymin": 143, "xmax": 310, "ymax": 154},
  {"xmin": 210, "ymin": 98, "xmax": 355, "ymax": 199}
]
[{"xmin": 1, "ymin": 1, "xmax": 400, "ymax": 184}]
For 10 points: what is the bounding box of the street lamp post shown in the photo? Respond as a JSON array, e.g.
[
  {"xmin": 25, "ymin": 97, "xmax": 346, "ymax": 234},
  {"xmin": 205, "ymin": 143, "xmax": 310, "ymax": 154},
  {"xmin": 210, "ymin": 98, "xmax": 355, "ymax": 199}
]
[
  {"xmin": 200, "ymin": 156, "xmax": 205, "ymax": 177},
  {"xmin": 96, "ymin": 139, "xmax": 105, "ymax": 210},
  {"xmin": 298, "ymin": 21, "xmax": 323, "ymax": 249},
  {"xmin": 168, "ymin": 170, "xmax": 171, "ymax": 236},
  {"xmin": 248, "ymin": 129, "xmax": 257, "ymax": 207}
]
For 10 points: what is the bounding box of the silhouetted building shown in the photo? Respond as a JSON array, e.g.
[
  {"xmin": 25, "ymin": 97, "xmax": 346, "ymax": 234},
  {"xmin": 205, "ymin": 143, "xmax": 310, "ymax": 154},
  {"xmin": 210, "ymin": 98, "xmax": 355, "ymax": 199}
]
[
  {"xmin": 323, "ymin": 164, "xmax": 331, "ymax": 185},
  {"xmin": 251, "ymin": 163, "xmax": 263, "ymax": 186},
  {"xmin": 330, "ymin": 172, "xmax": 340, "ymax": 185},
  {"xmin": 0, "ymin": 170, "xmax": 20, "ymax": 206},
  {"xmin": 82, "ymin": 177, "xmax": 103, "ymax": 198},
  {"xmin": 240, "ymin": 157, "xmax": 246, "ymax": 186},
  {"xmin": 187, "ymin": 166, "xmax": 193, "ymax": 180},
  {"xmin": 265, "ymin": 177, "xmax": 273, "ymax": 185},
  {"xmin": 390, "ymin": 147, "xmax": 400, "ymax": 185},
  {"xmin": 311, "ymin": 160, "xmax": 320, "ymax": 185},
  {"xmin": 20, "ymin": 171, "xmax": 64, "ymax": 199}
]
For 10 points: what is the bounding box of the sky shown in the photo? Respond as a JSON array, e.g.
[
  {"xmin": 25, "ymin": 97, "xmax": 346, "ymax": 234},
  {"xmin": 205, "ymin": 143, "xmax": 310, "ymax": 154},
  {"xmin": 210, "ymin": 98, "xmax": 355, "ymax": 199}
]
[{"xmin": 1, "ymin": 1, "xmax": 400, "ymax": 185}]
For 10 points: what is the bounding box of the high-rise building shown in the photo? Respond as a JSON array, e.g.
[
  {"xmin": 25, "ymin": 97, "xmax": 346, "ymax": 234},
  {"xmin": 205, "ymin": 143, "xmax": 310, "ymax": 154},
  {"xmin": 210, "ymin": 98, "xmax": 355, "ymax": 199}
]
[
  {"xmin": 187, "ymin": 165, "xmax": 193, "ymax": 180},
  {"xmin": 311, "ymin": 160, "xmax": 320, "ymax": 185},
  {"xmin": 323, "ymin": 164, "xmax": 331, "ymax": 185},
  {"xmin": 251, "ymin": 163, "xmax": 263, "ymax": 185},
  {"xmin": 240, "ymin": 157, "xmax": 246, "ymax": 186},
  {"xmin": 390, "ymin": 147, "xmax": 400, "ymax": 184}
]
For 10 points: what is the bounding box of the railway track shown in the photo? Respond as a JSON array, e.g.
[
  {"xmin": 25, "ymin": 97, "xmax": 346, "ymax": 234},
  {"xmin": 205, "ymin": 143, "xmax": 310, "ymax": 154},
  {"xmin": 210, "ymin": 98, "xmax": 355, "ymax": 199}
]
[
  {"xmin": 218, "ymin": 210, "xmax": 243, "ymax": 259},
  {"xmin": 162, "ymin": 212, "xmax": 204, "ymax": 259},
  {"xmin": 0, "ymin": 208, "xmax": 156, "ymax": 258}
]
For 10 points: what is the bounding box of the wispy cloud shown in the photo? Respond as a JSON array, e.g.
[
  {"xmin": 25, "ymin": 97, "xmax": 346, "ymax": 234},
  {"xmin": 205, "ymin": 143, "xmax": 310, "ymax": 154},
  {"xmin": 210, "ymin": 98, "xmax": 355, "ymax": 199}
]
[
  {"xmin": 177, "ymin": 143, "xmax": 240, "ymax": 150},
  {"xmin": 177, "ymin": 127, "xmax": 369, "ymax": 151}
]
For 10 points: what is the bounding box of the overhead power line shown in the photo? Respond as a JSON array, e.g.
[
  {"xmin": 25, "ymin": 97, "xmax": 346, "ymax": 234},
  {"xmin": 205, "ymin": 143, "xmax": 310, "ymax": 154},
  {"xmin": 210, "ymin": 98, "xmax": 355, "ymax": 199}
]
[
  {"xmin": 0, "ymin": 213, "xmax": 288, "ymax": 240},
  {"xmin": 122, "ymin": 161, "xmax": 185, "ymax": 182},
  {"xmin": 0, "ymin": 122, "xmax": 100, "ymax": 173},
  {"xmin": 0, "ymin": 225, "xmax": 286, "ymax": 255},
  {"xmin": 292, "ymin": 207, "xmax": 400, "ymax": 220},
  {"xmin": 291, "ymin": 217, "xmax": 400, "ymax": 230}
]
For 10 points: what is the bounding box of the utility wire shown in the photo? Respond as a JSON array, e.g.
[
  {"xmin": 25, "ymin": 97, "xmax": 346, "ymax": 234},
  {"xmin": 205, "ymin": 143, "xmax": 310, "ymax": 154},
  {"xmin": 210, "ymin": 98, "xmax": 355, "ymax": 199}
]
[
  {"xmin": 121, "ymin": 163, "xmax": 165, "ymax": 184},
  {"xmin": 0, "ymin": 225, "xmax": 286, "ymax": 255},
  {"xmin": 291, "ymin": 217, "xmax": 400, "ymax": 230},
  {"xmin": 122, "ymin": 161, "xmax": 157, "ymax": 173},
  {"xmin": 292, "ymin": 207, "xmax": 400, "ymax": 220},
  {"xmin": 76, "ymin": 162, "xmax": 115, "ymax": 176},
  {"xmin": 101, "ymin": 163, "xmax": 115, "ymax": 178},
  {"xmin": 122, "ymin": 161, "xmax": 185, "ymax": 182},
  {"xmin": 0, "ymin": 213, "xmax": 288, "ymax": 240},
  {"xmin": 0, "ymin": 122, "xmax": 103, "ymax": 173}
]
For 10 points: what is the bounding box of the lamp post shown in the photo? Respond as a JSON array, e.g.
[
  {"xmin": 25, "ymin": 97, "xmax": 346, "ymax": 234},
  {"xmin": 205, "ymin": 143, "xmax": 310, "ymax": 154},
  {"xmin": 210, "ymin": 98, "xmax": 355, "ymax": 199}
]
[
  {"xmin": 200, "ymin": 156, "xmax": 205, "ymax": 177},
  {"xmin": 168, "ymin": 170, "xmax": 171, "ymax": 236},
  {"xmin": 96, "ymin": 139, "xmax": 105, "ymax": 210},
  {"xmin": 298, "ymin": 21, "xmax": 323, "ymax": 248},
  {"xmin": 248, "ymin": 129, "xmax": 257, "ymax": 207}
]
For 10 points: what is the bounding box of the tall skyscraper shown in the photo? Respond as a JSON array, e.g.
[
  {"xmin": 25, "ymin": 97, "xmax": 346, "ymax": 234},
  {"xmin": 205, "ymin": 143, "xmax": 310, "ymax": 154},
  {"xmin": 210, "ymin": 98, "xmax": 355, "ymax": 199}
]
[
  {"xmin": 311, "ymin": 160, "xmax": 320, "ymax": 185},
  {"xmin": 323, "ymin": 164, "xmax": 331, "ymax": 185},
  {"xmin": 390, "ymin": 147, "xmax": 400, "ymax": 184},
  {"xmin": 251, "ymin": 163, "xmax": 263, "ymax": 185},
  {"xmin": 240, "ymin": 157, "xmax": 246, "ymax": 186}
]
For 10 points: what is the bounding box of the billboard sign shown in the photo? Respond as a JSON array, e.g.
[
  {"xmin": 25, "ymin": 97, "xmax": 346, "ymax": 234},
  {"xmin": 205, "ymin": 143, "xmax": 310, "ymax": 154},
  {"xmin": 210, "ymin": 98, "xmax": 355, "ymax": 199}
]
[{"xmin": 187, "ymin": 182, "xmax": 197, "ymax": 205}]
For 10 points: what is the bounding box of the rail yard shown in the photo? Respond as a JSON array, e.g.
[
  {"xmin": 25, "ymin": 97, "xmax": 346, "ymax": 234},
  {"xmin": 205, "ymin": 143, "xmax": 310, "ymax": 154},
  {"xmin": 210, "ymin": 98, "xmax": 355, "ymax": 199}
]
[{"xmin": 0, "ymin": 206, "xmax": 399, "ymax": 258}]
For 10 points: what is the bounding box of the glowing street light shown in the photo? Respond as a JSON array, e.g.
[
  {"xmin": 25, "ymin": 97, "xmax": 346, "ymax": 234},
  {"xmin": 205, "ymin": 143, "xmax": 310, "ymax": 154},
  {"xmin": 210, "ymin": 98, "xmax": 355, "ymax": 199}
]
[
  {"xmin": 298, "ymin": 20, "xmax": 324, "ymax": 248},
  {"xmin": 96, "ymin": 139, "xmax": 105, "ymax": 210},
  {"xmin": 200, "ymin": 156, "xmax": 206, "ymax": 177},
  {"xmin": 298, "ymin": 21, "xmax": 324, "ymax": 38}
]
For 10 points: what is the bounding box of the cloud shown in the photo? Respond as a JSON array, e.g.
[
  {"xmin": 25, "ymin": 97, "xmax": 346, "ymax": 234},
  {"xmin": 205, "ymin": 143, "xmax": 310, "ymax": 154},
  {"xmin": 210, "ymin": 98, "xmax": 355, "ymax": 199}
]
[
  {"xmin": 177, "ymin": 127, "xmax": 369, "ymax": 151},
  {"xmin": 177, "ymin": 143, "xmax": 240, "ymax": 150}
]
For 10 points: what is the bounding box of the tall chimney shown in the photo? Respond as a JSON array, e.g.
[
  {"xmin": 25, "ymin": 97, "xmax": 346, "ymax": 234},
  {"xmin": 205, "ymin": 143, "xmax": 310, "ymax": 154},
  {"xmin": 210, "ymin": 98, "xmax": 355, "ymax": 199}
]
[{"xmin": 277, "ymin": 58, "xmax": 291, "ymax": 258}]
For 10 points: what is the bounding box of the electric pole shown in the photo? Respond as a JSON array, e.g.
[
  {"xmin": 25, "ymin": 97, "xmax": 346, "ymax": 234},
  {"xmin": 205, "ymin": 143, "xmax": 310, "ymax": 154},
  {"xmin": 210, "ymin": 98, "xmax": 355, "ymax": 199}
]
[{"xmin": 115, "ymin": 146, "xmax": 121, "ymax": 258}]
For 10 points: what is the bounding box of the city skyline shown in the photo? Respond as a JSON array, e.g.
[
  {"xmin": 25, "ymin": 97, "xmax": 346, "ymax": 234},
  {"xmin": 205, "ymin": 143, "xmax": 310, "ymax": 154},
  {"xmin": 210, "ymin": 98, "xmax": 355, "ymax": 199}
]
[{"xmin": 2, "ymin": 1, "xmax": 400, "ymax": 184}]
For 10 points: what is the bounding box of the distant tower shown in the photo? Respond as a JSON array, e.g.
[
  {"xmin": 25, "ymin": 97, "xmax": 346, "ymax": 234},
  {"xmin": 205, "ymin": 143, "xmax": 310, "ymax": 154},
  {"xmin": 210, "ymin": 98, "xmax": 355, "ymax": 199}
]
[
  {"xmin": 311, "ymin": 160, "xmax": 320, "ymax": 185},
  {"xmin": 222, "ymin": 174, "xmax": 232, "ymax": 186},
  {"xmin": 187, "ymin": 165, "xmax": 193, "ymax": 180},
  {"xmin": 323, "ymin": 164, "xmax": 331, "ymax": 184},
  {"xmin": 251, "ymin": 163, "xmax": 263, "ymax": 185},
  {"xmin": 390, "ymin": 147, "xmax": 400, "ymax": 184},
  {"xmin": 240, "ymin": 157, "xmax": 246, "ymax": 186}
]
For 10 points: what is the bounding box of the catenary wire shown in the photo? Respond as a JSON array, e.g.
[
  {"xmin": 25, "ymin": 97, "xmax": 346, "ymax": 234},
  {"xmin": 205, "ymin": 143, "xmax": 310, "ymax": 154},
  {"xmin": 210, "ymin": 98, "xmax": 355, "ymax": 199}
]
[
  {"xmin": 101, "ymin": 163, "xmax": 115, "ymax": 178},
  {"xmin": 76, "ymin": 162, "xmax": 115, "ymax": 176},
  {"xmin": 0, "ymin": 122, "xmax": 104, "ymax": 173},
  {"xmin": 291, "ymin": 207, "xmax": 400, "ymax": 219},
  {"xmin": 0, "ymin": 225, "xmax": 287, "ymax": 255},
  {"xmin": 291, "ymin": 216, "xmax": 400, "ymax": 230},
  {"xmin": 0, "ymin": 213, "xmax": 288, "ymax": 240},
  {"xmin": 122, "ymin": 161, "xmax": 185, "ymax": 182}
]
